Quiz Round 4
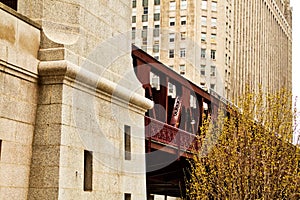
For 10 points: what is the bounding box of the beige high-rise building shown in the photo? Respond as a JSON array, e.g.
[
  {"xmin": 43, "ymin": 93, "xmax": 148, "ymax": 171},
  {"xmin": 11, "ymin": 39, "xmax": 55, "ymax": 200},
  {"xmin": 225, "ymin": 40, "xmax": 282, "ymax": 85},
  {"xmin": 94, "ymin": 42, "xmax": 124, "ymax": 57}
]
[
  {"xmin": 132, "ymin": 0, "xmax": 229, "ymax": 97},
  {"xmin": 231, "ymin": 0, "xmax": 292, "ymax": 102},
  {"xmin": 132, "ymin": 0, "xmax": 292, "ymax": 102}
]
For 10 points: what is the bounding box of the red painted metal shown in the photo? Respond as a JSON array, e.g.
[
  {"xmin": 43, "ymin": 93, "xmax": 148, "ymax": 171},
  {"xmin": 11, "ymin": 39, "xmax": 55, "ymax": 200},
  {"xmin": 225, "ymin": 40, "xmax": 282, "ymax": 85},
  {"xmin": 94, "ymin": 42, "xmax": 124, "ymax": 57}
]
[{"xmin": 145, "ymin": 116, "xmax": 199, "ymax": 153}]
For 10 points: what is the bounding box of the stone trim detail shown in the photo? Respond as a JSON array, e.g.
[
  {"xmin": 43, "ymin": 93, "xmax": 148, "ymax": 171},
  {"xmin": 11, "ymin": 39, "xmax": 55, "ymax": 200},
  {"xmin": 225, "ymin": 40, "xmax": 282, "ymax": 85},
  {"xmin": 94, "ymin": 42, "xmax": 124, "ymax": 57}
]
[{"xmin": 38, "ymin": 60, "xmax": 153, "ymax": 112}]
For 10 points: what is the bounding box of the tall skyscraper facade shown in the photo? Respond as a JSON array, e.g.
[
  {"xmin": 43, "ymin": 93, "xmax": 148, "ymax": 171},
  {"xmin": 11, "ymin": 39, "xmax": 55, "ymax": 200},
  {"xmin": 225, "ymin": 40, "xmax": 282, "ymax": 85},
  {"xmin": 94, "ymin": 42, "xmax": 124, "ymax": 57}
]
[
  {"xmin": 231, "ymin": 0, "xmax": 292, "ymax": 102},
  {"xmin": 132, "ymin": 0, "xmax": 292, "ymax": 102}
]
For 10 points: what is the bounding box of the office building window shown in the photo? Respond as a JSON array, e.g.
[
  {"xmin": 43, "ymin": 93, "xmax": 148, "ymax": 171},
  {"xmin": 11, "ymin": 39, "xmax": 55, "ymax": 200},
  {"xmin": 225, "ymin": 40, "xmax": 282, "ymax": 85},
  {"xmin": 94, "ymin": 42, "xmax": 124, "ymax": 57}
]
[
  {"xmin": 144, "ymin": 7, "xmax": 148, "ymax": 14},
  {"xmin": 132, "ymin": 16, "xmax": 136, "ymax": 23},
  {"xmin": 201, "ymin": 65, "xmax": 206, "ymax": 75},
  {"xmin": 142, "ymin": 14, "xmax": 148, "ymax": 22},
  {"xmin": 124, "ymin": 125, "xmax": 131, "ymax": 160},
  {"xmin": 212, "ymin": 2, "xmax": 217, "ymax": 11},
  {"xmin": 154, "ymin": 0, "xmax": 160, "ymax": 5},
  {"xmin": 201, "ymin": 48, "xmax": 206, "ymax": 58},
  {"xmin": 170, "ymin": 1, "xmax": 176, "ymax": 10},
  {"xmin": 153, "ymin": 25, "xmax": 160, "ymax": 37},
  {"xmin": 181, "ymin": 0, "xmax": 187, "ymax": 9},
  {"xmin": 169, "ymin": 49, "xmax": 174, "ymax": 58},
  {"xmin": 143, "ymin": 0, "xmax": 148, "ymax": 7},
  {"xmin": 202, "ymin": 0, "xmax": 207, "ymax": 9},
  {"xmin": 201, "ymin": 16, "xmax": 207, "ymax": 26},
  {"xmin": 169, "ymin": 33, "xmax": 175, "ymax": 42},
  {"xmin": 201, "ymin": 33, "xmax": 206, "ymax": 41},
  {"xmin": 141, "ymin": 46, "xmax": 147, "ymax": 51},
  {"xmin": 211, "ymin": 50, "xmax": 216, "ymax": 59},
  {"xmin": 210, "ymin": 84, "xmax": 215, "ymax": 90},
  {"xmin": 181, "ymin": 32, "xmax": 186, "ymax": 40},
  {"xmin": 180, "ymin": 65, "xmax": 186, "ymax": 75},
  {"xmin": 154, "ymin": 13, "xmax": 160, "ymax": 21},
  {"xmin": 210, "ymin": 66, "xmax": 216, "ymax": 76},
  {"xmin": 169, "ymin": 17, "xmax": 175, "ymax": 26},
  {"xmin": 142, "ymin": 38, "xmax": 147, "ymax": 45},
  {"xmin": 181, "ymin": 16, "xmax": 187, "ymax": 25},
  {"xmin": 84, "ymin": 150, "xmax": 93, "ymax": 191},
  {"xmin": 132, "ymin": 27, "xmax": 136, "ymax": 40},
  {"xmin": 132, "ymin": 0, "xmax": 136, "ymax": 8},
  {"xmin": 153, "ymin": 44, "xmax": 159, "ymax": 53},
  {"xmin": 142, "ymin": 26, "xmax": 147, "ymax": 38},
  {"xmin": 180, "ymin": 48, "xmax": 186, "ymax": 57},
  {"xmin": 211, "ymin": 33, "xmax": 216, "ymax": 43},
  {"xmin": 211, "ymin": 18, "xmax": 217, "ymax": 27}
]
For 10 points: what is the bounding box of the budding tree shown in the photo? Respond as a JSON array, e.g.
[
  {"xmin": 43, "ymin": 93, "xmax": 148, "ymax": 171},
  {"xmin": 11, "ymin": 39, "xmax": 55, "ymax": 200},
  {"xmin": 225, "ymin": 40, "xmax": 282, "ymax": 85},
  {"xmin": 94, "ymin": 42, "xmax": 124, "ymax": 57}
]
[{"xmin": 184, "ymin": 88, "xmax": 300, "ymax": 200}]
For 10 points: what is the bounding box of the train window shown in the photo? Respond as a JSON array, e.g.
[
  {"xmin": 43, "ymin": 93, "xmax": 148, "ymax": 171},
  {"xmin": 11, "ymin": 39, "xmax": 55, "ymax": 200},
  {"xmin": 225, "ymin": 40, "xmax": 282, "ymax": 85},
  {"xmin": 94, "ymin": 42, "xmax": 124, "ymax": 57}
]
[
  {"xmin": 190, "ymin": 95, "xmax": 197, "ymax": 108},
  {"xmin": 168, "ymin": 82, "xmax": 176, "ymax": 98},
  {"xmin": 0, "ymin": 0, "xmax": 17, "ymax": 10},
  {"xmin": 150, "ymin": 72, "xmax": 160, "ymax": 90}
]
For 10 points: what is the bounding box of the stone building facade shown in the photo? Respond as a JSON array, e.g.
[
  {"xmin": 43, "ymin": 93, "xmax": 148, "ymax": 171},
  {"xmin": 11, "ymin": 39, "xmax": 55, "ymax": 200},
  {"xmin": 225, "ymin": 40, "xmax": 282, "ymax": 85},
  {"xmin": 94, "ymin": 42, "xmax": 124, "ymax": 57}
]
[{"xmin": 0, "ymin": 1, "xmax": 152, "ymax": 199}]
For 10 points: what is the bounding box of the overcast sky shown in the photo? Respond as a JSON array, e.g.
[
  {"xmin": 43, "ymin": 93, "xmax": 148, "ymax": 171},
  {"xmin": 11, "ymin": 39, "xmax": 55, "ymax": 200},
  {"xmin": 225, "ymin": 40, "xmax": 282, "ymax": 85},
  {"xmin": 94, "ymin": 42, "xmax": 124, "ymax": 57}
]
[{"xmin": 291, "ymin": 0, "xmax": 299, "ymax": 143}]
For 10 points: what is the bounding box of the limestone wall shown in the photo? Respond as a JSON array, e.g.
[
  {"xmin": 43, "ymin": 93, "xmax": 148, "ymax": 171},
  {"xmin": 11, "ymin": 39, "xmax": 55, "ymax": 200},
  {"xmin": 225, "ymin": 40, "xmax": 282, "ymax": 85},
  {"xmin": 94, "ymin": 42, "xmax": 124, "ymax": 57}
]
[
  {"xmin": 16, "ymin": 0, "xmax": 152, "ymax": 199},
  {"xmin": 0, "ymin": 3, "xmax": 40, "ymax": 199}
]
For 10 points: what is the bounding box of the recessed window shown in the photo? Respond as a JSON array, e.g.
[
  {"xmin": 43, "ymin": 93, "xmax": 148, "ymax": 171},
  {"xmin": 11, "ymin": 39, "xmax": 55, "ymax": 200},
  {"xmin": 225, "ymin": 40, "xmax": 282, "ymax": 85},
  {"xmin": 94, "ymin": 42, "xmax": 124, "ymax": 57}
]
[
  {"xmin": 201, "ymin": 16, "xmax": 207, "ymax": 26},
  {"xmin": 1, "ymin": 0, "xmax": 18, "ymax": 10},
  {"xmin": 210, "ymin": 66, "xmax": 216, "ymax": 76},
  {"xmin": 143, "ymin": 0, "xmax": 148, "ymax": 7},
  {"xmin": 142, "ymin": 14, "xmax": 148, "ymax": 22},
  {"xmin": 132, "ymin": 27, "xmax": 136, "ymax": 40},
  {"xmin": 211, "ymin": 33, "xmax": 216, "ymax": 43},
  {"xmin": 125, "ymin": 193, "xmax": 131, "ymax": 200},
  {"xmin": 144, "ymin": 7, "xmax": 148, "ymax": 14},
  {"xmin": 153, "ymin": 25, "xmax": 160, "ymax": 37},
  {"xmin": 180, "ymin": 48, "xmax": 186, "ymax": 57},
  {"xmin": 181, "ymin": 0, "xmax": 187, "ymax": 9},
  {"xmin": 211, "ymin": 18, "xmax": 217, "ymax": 27},
  {"xmin": 181, "ymin": 16, "xmax": 187, "ymax": 25},
  {"xmin": 84, "ymin": 150, "xmax": 93, "ymax": 191},
  {"xmin": 142, "ymin": 38, "xmax": 147, "ymax": 45},
  {"xmin": 201, "ymin": 65, "xmax": 206, "ymax": 76},
  {"xmin": 132, "ymin": 16, "xmax": 136, "ymax": 23},
  {"xmin": 154, "ymin": 13, "xmax": 160, "ymax": 21},
  {"xmin": 132, "ymin": 0, "xmax": 136, "ymax": 8},
  {"xmin": 210, "ymin": 84, "xmax": 215, "ymax": 90},
  {"xmin": 169, "ymin": 49, "xmax": 175, "ymax": 58},
  {"xmin": 170, "ymin": 1, "xmax": 176, "ymax": 10},
  {"xmin": 181, "ymin": 32, "xmax": 186, "ymax": 40},
  {"xmin": 201, "ymin": 33, "xmax": 206, "ymax": 41},
  {"xmin": 142, "ymin": 26, "xmax": 148, "ymax": 38},
  {"xmin": 154, "ymin": 0, "xmax": 160, "ymax": 5},
  {"xmin": 212, "ymin": 2, "xmax": 217, "ymax": 11},
  {"xmin": 201, "ymin": 48, "xmax": 206, "ymax": 58},
  {"xmin": 180, "ymin": 65, "xmax": 186, "ymax": 75},
  {"xmin": 211, "ymin": 50, "xmax": 216, "ymax": 59},
  {"xmin": 153, "ymin": 44, "xmax": 159, "ymax": 53},
  {"xmin": 201, "ymin": 0, "xmax": 207, "ymax": 9},
  {"xmin": 124, "ymin": 125, "xmax": 131, "ymax": 160},
  {"xmin": 169, "ymin": 33, "xmax": 175, "ymax": 42},
  {"xmin": 169, "ymin": 17, "xmax": 175, "ymax": 26}
]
